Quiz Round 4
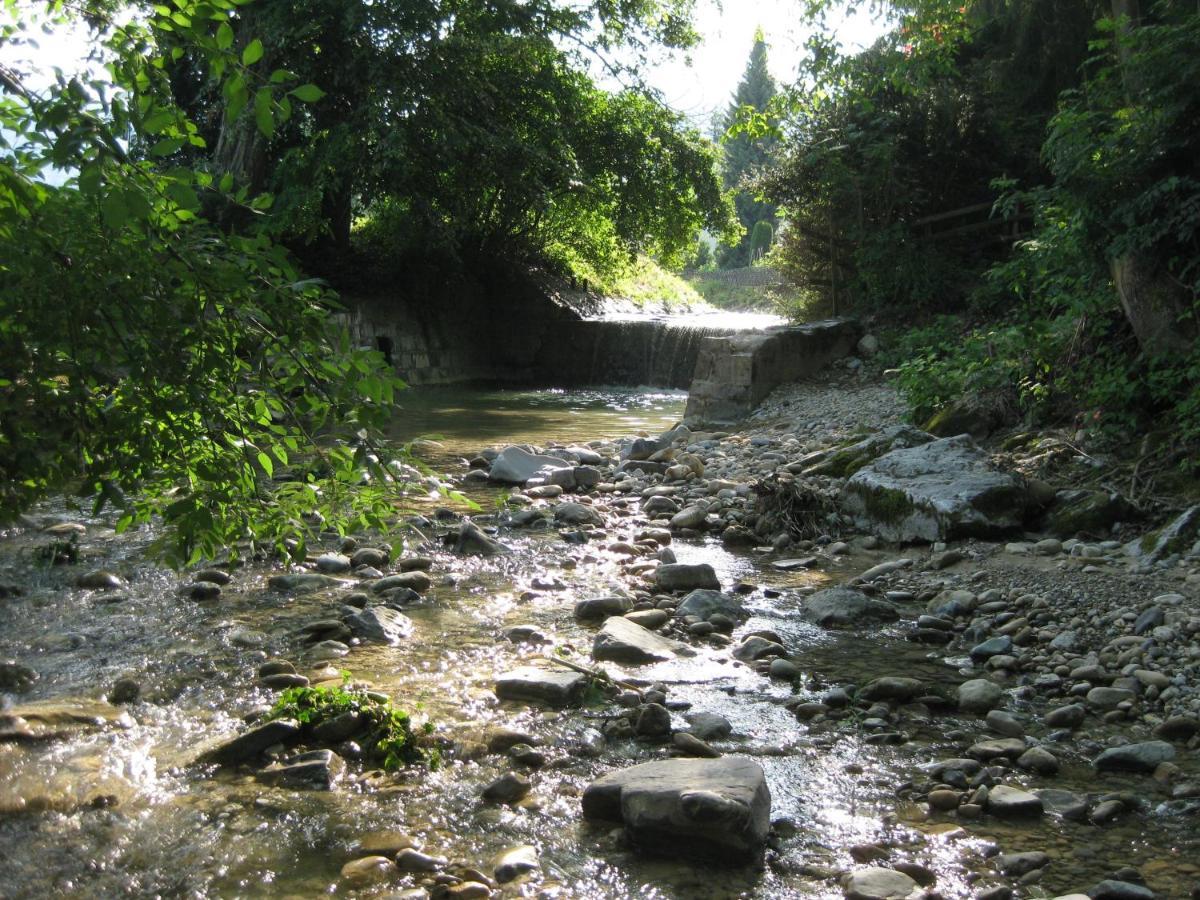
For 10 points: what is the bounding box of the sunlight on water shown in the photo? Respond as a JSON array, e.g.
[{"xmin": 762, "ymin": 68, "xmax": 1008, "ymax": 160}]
[
  {"xmin": 593, "ymin": 310, "xmax": 786, "ymax": 331},
  {"xmin": 388, "ymin": 385, "xmax": 687, "ymax": 457}
]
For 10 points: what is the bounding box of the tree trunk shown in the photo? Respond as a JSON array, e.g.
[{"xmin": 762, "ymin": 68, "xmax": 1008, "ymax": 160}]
[
  {"xmin": 1105, "ymin": 0, "xmax": 1197, "ymax": 353},
  {"xmin": 1110, "ymin": 254, "xmax": 1197, "ymax": 354},
  {"xmin": 211, "ymin": 10, "xmax": 268, "ymax": 228}
]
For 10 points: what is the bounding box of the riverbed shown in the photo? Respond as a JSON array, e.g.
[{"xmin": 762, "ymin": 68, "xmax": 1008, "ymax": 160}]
[{"xmin": 1, "ymin": 379, "xmax": 1197, "ymax": 899}]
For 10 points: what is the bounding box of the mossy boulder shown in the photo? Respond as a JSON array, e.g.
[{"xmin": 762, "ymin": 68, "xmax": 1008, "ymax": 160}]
[
  {"xmin": 1043, "ymin": 489, "xmax": 1139, "ymax": 538},
  {"xmin": 1124, "ymin": 506, "xmax": 1200, "ymax": 564},
  {"xmin": 923, "ymin": 391, "xmax": 1019, "ymax": 440},
  {"xmin": 840, "ymin": 436, "xmax": 1032, "ymax": 543},
  {"xmin": 805, "ymin": 425, "xmax": 934, "ymax": 478}
]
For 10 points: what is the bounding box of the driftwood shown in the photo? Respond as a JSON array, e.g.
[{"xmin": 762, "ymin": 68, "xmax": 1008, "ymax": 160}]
[
  {"xmin": 539, "ymin": 654, "xmax": 640, "ymax": 693},
  {"xmin": 752, "ymin": 474, "xmax": 835, "ymax": 541}
]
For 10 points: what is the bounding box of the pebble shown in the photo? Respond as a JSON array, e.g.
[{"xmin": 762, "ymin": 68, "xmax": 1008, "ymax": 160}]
[{"xmin": 395, "ymin": 848, "xmax": 446, "ymax": 873}]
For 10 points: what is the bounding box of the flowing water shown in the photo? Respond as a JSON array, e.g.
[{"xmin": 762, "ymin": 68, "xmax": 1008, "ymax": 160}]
[{"xmin": 1, "ymin": 386, "xmax": 1196, "ymax": 899}]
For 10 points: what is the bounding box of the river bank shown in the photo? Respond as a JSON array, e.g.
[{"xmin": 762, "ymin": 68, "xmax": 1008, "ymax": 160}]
[{"xmin": 1, "ymin": 370, "xmax": 1197, "ymax": 899}]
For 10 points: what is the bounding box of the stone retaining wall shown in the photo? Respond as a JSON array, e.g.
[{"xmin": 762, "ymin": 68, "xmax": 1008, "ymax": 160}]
[{"xmin": 683, "ymin": 319, "xmax": 862, "ymax": 425}]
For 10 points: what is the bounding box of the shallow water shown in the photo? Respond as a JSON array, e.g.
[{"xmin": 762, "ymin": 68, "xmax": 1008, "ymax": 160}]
[
  {"xmin": 387, "ymin": 385, "xmax": 688, "ymax": 458},
  {"xmin": 1, "ymin": 386, "xmax": 1197, "ymax": 899}
]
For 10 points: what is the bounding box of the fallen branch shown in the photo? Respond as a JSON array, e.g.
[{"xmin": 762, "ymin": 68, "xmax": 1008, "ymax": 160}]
[{"xmin": 539, "ymin": 654, "xmax": 640, "ymax": 693}]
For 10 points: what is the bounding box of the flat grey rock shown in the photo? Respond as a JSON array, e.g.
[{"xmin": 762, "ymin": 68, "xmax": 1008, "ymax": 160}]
[
  {"xmin": 654, "ymin": 563, "xmax": 720, "ymax": 591},
  {"xmin": 675, "ymin": 589, "xmax": 746, "ymax": 622},
  {"xmin": 593, "ymin": 617, "xmax": 695, "ymax": 664},
  {"xmin": 987, "ymin": 784, "xmax": 1043, "ymax": 818},
  {"xmin": 802, "ymin": 587, "xmax": 899, "ymax": 628},
  {"xmin": 1093, "ymin": 741, "xmax": 1175, "ymax": 773},
  {"xmin": 255, "ymin": 749, "xmax": 343, "ymax": 789},
  {"xmin": 494, "ymin": 667, "xmax": 587, "ymax": 706},
  {"xmin": 454, "ymin": 521, "xmax": 510, "ymax": 556},
  {"xmin": 372, "ymin": 572, "xmax": 432, "ymax": 594},
  {"xmin": 574, "ymin": 595, "xmax": 633, "ymax": 621},
  {"xmin": 489, "ymin": 446, "xmax": 570, "ymax": 483},
  {"xmin": 581, "ymin": 757, "xmax": 770, "ymax": 863},
  {"xmin": 841, "ymin": 866, "xmax": 921, "ymax": 899},
  {"xmin": 198, "ymin": 719, "xmax": 300, "ymax": 766},
  {"xmin": 268, "ymin": 573, "xmax": 348, "ymax": 594},
  {"xmin": 343, "ymin": 606, "xmax": 413, "ymax": 644}
]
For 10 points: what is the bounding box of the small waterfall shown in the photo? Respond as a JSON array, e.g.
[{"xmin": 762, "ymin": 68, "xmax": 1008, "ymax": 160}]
[{"xmin": 535, "ymin": 317, "xmax": 770, "ymax": 389}]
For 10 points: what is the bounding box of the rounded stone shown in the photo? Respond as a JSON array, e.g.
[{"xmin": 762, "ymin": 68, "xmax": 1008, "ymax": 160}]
[
  {"xmin": 842, "ymin": 866, "xmax": 920, "ymax": 899},
  {"xmin": 958, "ymin": 679, "xmax": 1004, "ymax": 713}
]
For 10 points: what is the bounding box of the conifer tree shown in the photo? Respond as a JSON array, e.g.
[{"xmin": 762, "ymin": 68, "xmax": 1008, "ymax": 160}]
[{"xmin": 718, "ymin": 28, "xmax": 779, "ymax": 268}]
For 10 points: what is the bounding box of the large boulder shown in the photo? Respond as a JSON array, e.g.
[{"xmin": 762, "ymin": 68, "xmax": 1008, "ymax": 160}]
[
  {"xmin": 489, "ymin": 447, "xmax": 571, "ymax": 484},
  {"xmin": 801, "ymin": 587, "xmax": 899, "ymax": 628},
  {"xmin": 675, "ymin": 589, "xmax": 747, "ymax": 622},
  {"xmin": 593, "ymin": 617, "xmax": 695, "ymax": 664},
  {"xmin": 581, "ymin": 757, "xmax": 771, "ymax": 863},
  {"xmin": 343, "ymin": 606, "xmax": 413, "ymax": 644},
  {"xmin": 494, "ymin": 667, "xmax": 587, "ymax": 707},
  {"xmin": 840, "ymin": 436, "xmax": 1031, "ymax": 543}
]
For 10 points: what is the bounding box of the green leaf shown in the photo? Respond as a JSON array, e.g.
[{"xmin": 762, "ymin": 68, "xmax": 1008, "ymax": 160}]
[
  {"xmin": 150, "ymin": 136, "xmax": 185, "ymax": 156},
  {"xmin": 216, "ymin": 21, "xmax": 233, "ymax": 50},
  {"xmin": 142, "ymin": 107, "xmax": 176, "ymax": 134},
  {"xmin": 101, "ymin": 190, "xmax": 128, "ymax": 230},
  {"xmin": 253, "ymin": 87, "xmax": 274, "ymax": 137},
  {"xmin": 290, "ymin": 83, "xmax": 325, "ymax": 103},
  {"xmin": 256, "ymin": 451, "xmax": 273, "ymax": 478},
  {"xmin": 242, "ymin": 38, "xmax": 263, "ymax": 66}
]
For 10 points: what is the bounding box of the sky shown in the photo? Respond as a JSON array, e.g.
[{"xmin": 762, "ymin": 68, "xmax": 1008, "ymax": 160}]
[{"xmin": 642, "ymin": 0, "xmax": 890, "ymax": 128}]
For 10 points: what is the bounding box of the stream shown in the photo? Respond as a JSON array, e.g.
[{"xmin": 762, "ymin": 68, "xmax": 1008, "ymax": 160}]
[{"xmin": 1, "ymin": 384, "xmax": 1196, "ymax": 899}]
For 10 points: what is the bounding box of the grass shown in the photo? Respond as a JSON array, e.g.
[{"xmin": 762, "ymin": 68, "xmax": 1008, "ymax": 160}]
[
  {"xmin": 688, "ymin": 274, "xmax": 818, "ymax": 317},
  {"xmin": 603, "ymin": 255, "xmax": 705, "ymax": 310}
]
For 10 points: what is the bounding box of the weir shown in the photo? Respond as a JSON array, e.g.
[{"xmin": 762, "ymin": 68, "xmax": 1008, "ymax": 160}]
[{"xmin": 338, "ymin": 294, "xmax": 860, "ymax": 421}]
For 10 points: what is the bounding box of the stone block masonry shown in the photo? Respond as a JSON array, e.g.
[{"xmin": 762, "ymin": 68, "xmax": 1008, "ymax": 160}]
[{"xmin": 684, "ymin": 319, "xmax": 861, "ymax": 425}]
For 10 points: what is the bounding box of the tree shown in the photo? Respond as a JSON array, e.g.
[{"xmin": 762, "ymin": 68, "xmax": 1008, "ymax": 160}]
[
  {"xmin": 0, "ymin": 0, "xmax": 409, "ymax": 562},
  {"xmin": 0, "ymin": 0, "xmax": 731, "ymax": 562},
  {"xmin": 169, "ymin": 0, "xmax": 733, "ymax": 280},
  {"xmin": 717, "ymin": 28, "xmax": 779, "ymax": 269},
  {"xmin": 1050, "ymin": 0, "xmax": 1200, "ymax": 353}
]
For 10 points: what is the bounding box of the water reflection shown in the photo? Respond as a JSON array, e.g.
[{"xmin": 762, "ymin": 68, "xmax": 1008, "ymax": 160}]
[{"xmin": 388, "ymin": 385, "xmax": 687, "ymax": 456}]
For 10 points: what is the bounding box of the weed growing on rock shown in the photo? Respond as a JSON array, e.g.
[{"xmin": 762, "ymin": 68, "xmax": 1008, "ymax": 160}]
[{"xmin": 268, "ymin": 678, "xmax": 438, "ymax": 770}]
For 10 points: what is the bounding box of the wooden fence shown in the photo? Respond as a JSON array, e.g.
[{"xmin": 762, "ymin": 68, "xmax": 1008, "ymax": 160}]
[{"xmin": 685, "ymin": 266, "xmax": 784, "ymax": 287}]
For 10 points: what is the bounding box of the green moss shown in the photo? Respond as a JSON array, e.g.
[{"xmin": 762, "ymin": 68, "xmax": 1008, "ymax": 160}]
[
  {"xmin": 1140, "ymin": 530, "xmax": 1161, "ymax": 554},
  {"xmin": 814, "ymin": 449, "xmax": 869, "ymax": 478},
  {"xmin": 858, "ymin": 485, "xmax": 914, "ymax": 525}
]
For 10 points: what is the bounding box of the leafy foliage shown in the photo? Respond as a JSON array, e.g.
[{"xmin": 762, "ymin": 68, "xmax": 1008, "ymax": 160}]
[
  {"xmin": 268, "ymin": 678, "xmax": 437, "ymax": 770},
  {"xmin": 0, "ymin": 0, "xmax": 407, "ymax": 563},
  {"xmin": 170, "ymin": 0, "xmax": 734, "ymax": 283},
  {"xmin": 764, "ymin": 0, "xmax": 1200, "ymax": 459},
  {"xmin": 0, "ymin": 0, "xmax": 725, "ymax": 561}
]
